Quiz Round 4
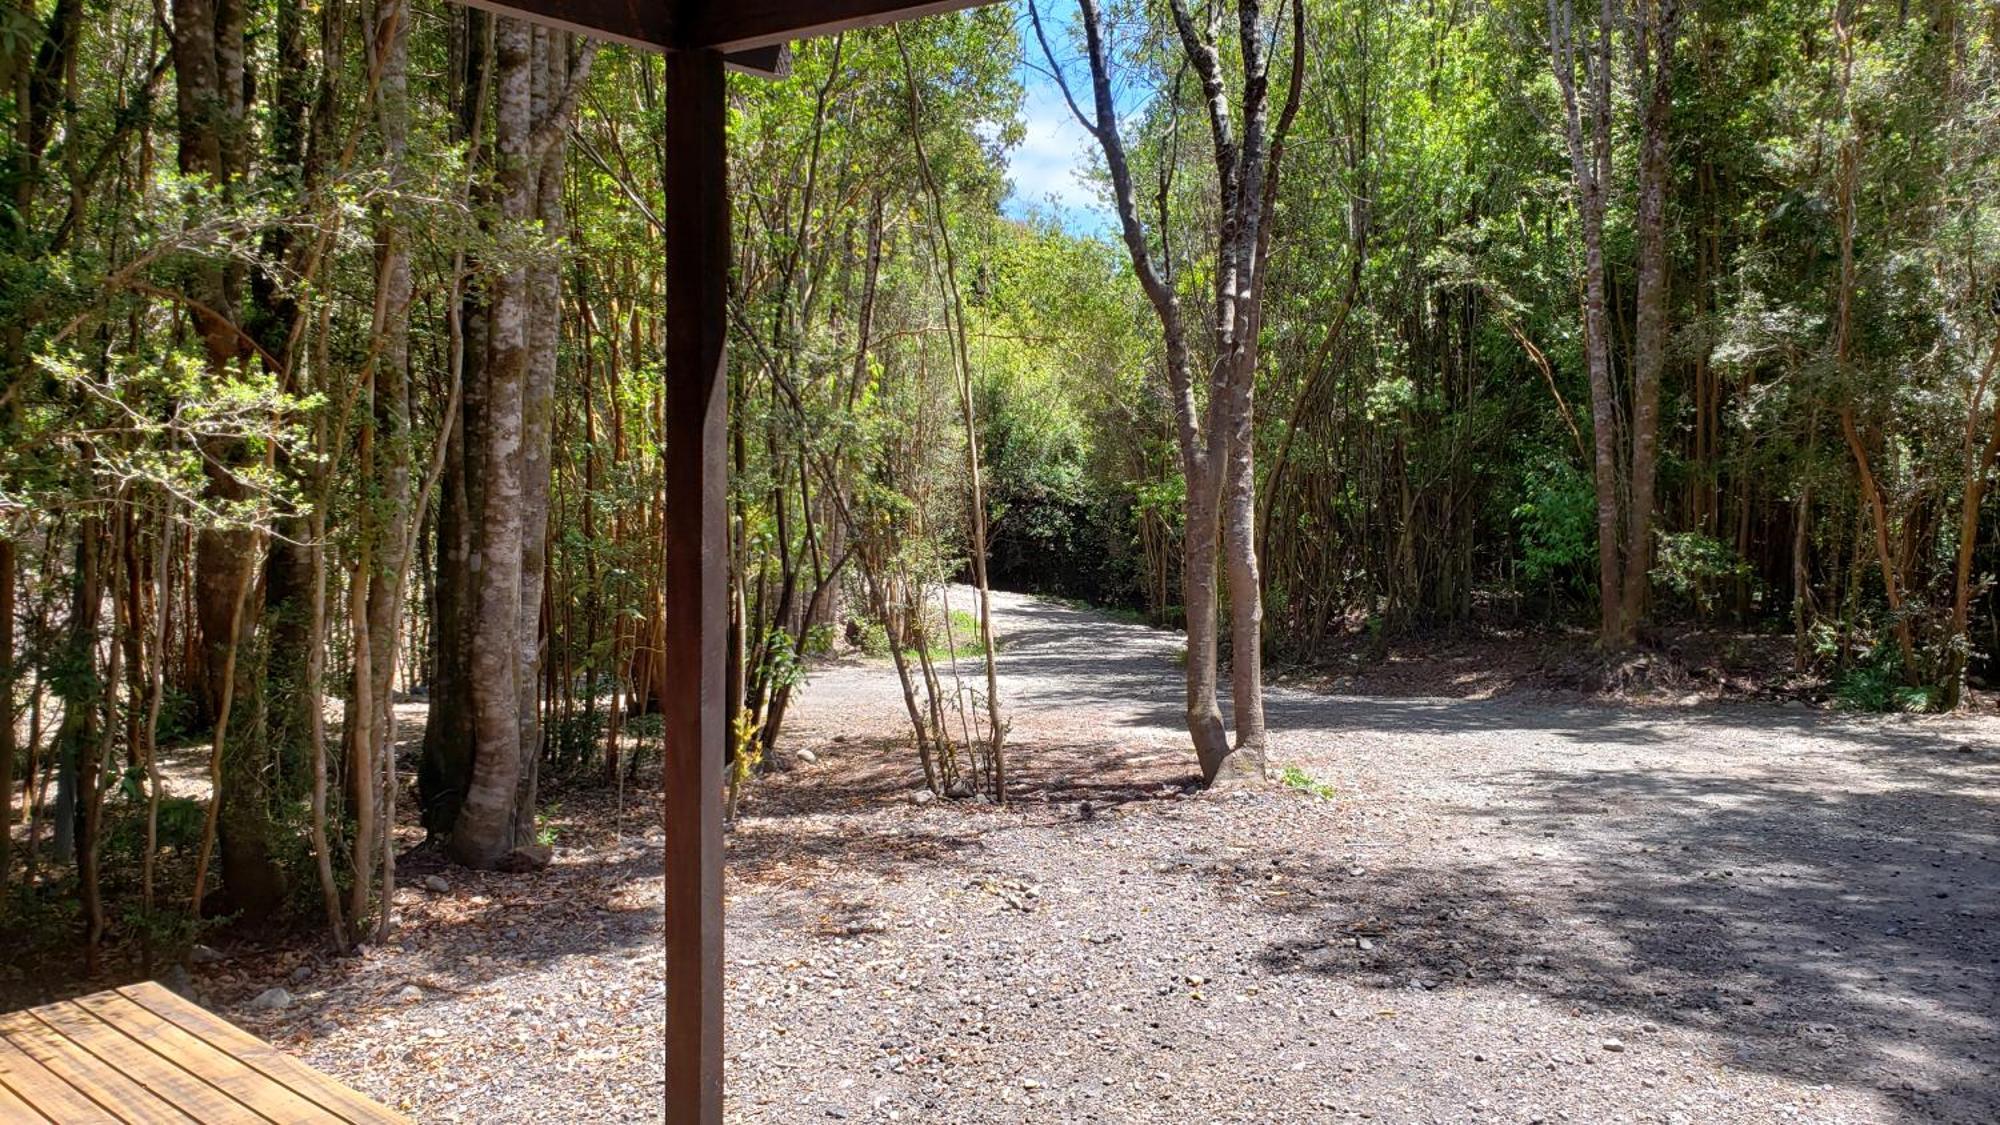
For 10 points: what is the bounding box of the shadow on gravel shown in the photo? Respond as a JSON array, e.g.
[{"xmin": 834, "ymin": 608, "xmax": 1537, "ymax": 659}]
[
  {"xmin": 997, "ymin": 593, "xmax": 1996, "ymax": 782},
  {"xmin": 729, "ymin": 736, "xmax": 1198, "ymax": 885},
  {"xmin": 1251, "ymin": 768, "xmax": 2000, "ymax": 1125}
]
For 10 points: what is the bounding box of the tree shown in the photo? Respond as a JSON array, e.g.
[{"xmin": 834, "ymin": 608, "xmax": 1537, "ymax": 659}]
[
  {"xmin": 1548, "ymin": 0, "xmax": 1681, "ymax": 649},
  {"xmin": 1034, "ymin": 0, "xmax": 1303, "ymax": 784}
]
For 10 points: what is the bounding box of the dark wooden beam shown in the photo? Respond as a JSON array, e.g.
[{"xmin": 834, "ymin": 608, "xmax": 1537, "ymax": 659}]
[
  {"xmin": 661, "ymin": 45, "xmax": 728, "ymax": 1125},
  {"xmin": 685, "ymin": 0, "xmax": 991, "ymax": 51},
  {"xmin": 455, "ymin": 0, "xmax": 672, "ymax": 50},
  {"xmin": 723, "ymin": 43, "xmax": 791, "ymax": 77},
  {"xmin": 452, "ymin": 0, "xmax": 989, "ymax": 56}
]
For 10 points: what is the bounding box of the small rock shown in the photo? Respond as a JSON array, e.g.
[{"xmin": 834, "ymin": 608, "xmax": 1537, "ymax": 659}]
[
  {"xmin": 394, "ymin": 985, "xmax": 423, "ymax": 1003},
  {"xmin": 944, "ymin": 778, "xmax": 975, "ymax": 799},
  {"xmin": 156, "ymin": 965, "xmax": 196, "ymax": 1000},
  {"xmin": 190, "ymin": 944, "xmax": 225, "ymax": 964},
  {"xmin": 499, "ymin": 844, "xmax": 554, "ymax": 872},
  {"xmin": 290, "ymin": 965, "xmax": 313, "ymax": 983},
  {"xmin": 423, "ymin": 874, "xmax": 450, "ymax": 894},
  {"xmin": 1356, "ymin": 938, "xmax": 1375, "ymax": 952},
  {"xmin": 1601, "ymin": 1037, "xmax": 1626, "ymax": 1053},
  {"xmin": 796, "ymin": 748, "xmax": 818, "ymax": 764},
  {"xmin": 249, "ymin": 987, "xmax": 294, "ymax": 1012},
  {"xmin": 910, "ymin": 789, "xmax": 936, "ymax": 806}
]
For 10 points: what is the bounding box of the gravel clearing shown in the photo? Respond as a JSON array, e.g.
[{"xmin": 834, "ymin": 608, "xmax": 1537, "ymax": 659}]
[{"xmin": 221, "ymin": 589, "xmax": 1997, "ymax": 1123}]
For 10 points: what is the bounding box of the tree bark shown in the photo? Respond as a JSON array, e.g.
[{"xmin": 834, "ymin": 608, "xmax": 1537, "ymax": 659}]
[
  {"xmin": 1550, "ymin": 0, "xmax": 1626, "ymax": 647},
  {"xmin": 421, "ymin": 6, "xmax": 490, "ymax": 837},
  {"xmin": 1621, "ymin": 0, "xmax": 1678, "ymax": 643},
  {"xmin": 447, "ymin": 14, "xmax": 534, "ymax": 869},
  {"xmin": 1946, "ymin": 332, "xmax": 2000, "ymax": 704}
]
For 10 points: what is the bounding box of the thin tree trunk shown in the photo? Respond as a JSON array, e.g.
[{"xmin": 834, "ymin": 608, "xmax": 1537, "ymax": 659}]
[
  {"xmin": 1945, "ymin": 332, "xmax": 2000, "ymax": 704},
  {"xmin": 1550, "ymin": 0, "xmax": 1626, "ymax": 647},
  {"xmin": 190, "ymin": 534, "xmax": 258, "ymax": 920},
  {"xmin": 308, "ymin": 511, "xmax": 348, "ymax": 951},
  {"xmin": 895, "ymin": 28, "xmax": 1008, "ymax": 800}
]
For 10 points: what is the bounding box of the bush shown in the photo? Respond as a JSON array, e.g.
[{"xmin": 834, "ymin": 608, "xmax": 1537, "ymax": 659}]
[
  {"xmin": 1652, "ymin": 531, "xmax": 1757, "ymax": 620},
  {"xmin": 1512, "ymin": 457, "xmax": 1595, "ymax": 597},
  {"xmin": 1834, "ymin": 644, "xmax": 1942, "ymax": 713}
]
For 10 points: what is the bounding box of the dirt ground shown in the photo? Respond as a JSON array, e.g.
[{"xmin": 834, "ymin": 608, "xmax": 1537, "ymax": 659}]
[{"xmin": 215, "ymin": 590, "xmax": 1996, "ymax": 1123}]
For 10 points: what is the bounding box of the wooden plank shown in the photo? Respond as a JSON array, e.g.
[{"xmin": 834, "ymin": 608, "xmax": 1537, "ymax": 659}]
[
  {"xmin": 73, "ymin": 992, "xmax": 334, "ymax": 1125},
  {"xmin": 661, "ymin": 45, "xmax": 728, "ymax": 1125},
  {"xmin": 26, "ymin": 1003, "xmax": 268, "ymax": 1123},
  {"xmin": 0, "ymin": 1009, "xmax": 194, "ymax": 1123},
  {"xmin": 0, "ymin": 1065, "xmax": 55, "ymax": 1123},
  {"xmin": 0, "ymin": 1035, "xmax": 99, "ymax": 1123},
  {"xmin": 685, "ymin": 0, "xmax": 992, "ymax": 51},
  {"xmin": 116, "ymin": 984, "xmax": 407, "ymax": 1124}
]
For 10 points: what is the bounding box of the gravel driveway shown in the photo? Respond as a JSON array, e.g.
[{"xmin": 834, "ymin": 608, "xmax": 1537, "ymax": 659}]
[
  {"xmin": 252, "ymin": 588, "xmax": 1995, "ymax": 1123},
  {"xmin": 728, "ymin": 589, "xmax": 2000, "ymax": 1125}
]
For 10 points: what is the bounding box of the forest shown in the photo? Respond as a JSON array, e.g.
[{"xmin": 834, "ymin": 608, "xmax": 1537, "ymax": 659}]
[{"xmin": 0, "ymin": 0, "xmax": 1996, "ymax": 1053}]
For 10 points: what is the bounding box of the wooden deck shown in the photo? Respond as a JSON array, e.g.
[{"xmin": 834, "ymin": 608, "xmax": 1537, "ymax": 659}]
[{"xmin": 0, "ymin": 981, "xmax": 406, "ymax": 1123}]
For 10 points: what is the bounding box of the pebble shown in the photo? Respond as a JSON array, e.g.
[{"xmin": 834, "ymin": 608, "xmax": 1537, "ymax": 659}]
[
  {"xmin": 1602, "ymin": 1038, "xmax": 1626, "ymax": 1053},
  {"xmin": 249, "ymin": 987, "xmax": 293, "ymax": 1012},
  {"xmin": 424, "ymin": 874, "xmax": 451, "ymax": 894}
]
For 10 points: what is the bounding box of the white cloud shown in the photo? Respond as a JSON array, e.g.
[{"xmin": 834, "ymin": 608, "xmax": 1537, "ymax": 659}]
[{"xmin": 1003, "ymin": 69, "xmax": 1112, "ymax": 236}]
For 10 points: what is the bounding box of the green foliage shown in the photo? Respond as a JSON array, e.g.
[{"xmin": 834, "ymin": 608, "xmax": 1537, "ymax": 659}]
[
  {"xmin": 1512, "ymin": 458, "xmax": 1596, "ymax": 595},
  {"xmin": 101, "ymin": 797, "xmax": 207, "ymax": 863},
  {"xmin": 1651, "ymin": 532, "xmax": 1756, "ymax": 619},
  {"xmin": 548, "ymin": 712, "xmax": 606, "ymax": 774},
  {"xmin": 850, "ymin": 616, "xmax": 893, "ymax": 659},
  {"xmin": 1834, "ymin": 646, "xmax": 1943, "ymax": 714},
  {"xmin": 1279, "ymin": 765, "xmax": 1336, "ymax": 800}
]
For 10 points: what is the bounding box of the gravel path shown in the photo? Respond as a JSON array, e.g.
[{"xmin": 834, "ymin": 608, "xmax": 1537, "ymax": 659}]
[
  {"xmin": 729, "ymin": 589, "xmax": 2000, "ymax": 1125},
  {"xmin": 221, "ymin": 589, "xmax": 1996, "ymax": 1123}
]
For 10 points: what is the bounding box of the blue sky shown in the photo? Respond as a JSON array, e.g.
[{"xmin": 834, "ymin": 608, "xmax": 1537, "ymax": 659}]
[{"xmin": 1000, "ymin": 61, "xmax": 1114, "ymax": 238}]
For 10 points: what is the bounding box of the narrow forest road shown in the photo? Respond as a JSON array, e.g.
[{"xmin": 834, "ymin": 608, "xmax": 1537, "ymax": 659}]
[{"xmin": 730, "ymin": 589, "xmax": 2000, "ymax": 1124}]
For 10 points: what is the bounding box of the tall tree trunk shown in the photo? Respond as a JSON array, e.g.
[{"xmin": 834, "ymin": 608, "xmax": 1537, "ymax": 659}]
[
  {"xmin": 513, "ymin": 27, "xmax": 571, "ymax": 831},
  {"xmin": 1621, "ymin": 0, "xmax": 1679, "ymax": 643},
  {"xmin": 421, "ymin": 6, "xmax": 490, "ymax": 836},
  {"xmin": 362, "ymin": 0, "xmax": 415, "ymax": 878},
  {"xmin": 1550, "ymin": 0, "xmax": 1626, "ymax": 647},
  {"xmin": 170, "ymin": 0, "xmax": 290, "ymax": 921},
  {"xmin": 447, "ymin": 14, "xmax": 534, "ymax": 869}
]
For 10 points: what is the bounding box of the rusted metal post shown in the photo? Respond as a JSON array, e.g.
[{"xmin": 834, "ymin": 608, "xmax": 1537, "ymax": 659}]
[{"xmin": 662, "ymin": 44, "xmax": 727, "ymax": 1125}]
